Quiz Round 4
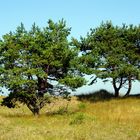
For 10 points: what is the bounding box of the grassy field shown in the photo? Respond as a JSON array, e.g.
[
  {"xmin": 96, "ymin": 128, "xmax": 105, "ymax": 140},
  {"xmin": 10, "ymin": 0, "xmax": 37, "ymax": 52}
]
[{"xmin": 0, "ymin": 95, "xmax": 140, "ymax": 140}]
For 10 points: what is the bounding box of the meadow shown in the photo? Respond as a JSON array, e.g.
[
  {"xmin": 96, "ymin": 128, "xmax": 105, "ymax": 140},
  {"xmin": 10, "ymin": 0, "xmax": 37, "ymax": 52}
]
[{"xmin": 0, "ymin": 94, "xmax": 140, "ymax": 140}]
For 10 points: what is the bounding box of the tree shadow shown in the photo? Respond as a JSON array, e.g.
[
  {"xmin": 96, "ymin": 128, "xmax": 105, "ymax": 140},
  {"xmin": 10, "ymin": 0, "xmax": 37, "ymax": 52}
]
[
  {"xmin": 128, "ymin": 94, "xmax": 140, "ymax": 97},
  {"xmin": 0, "ymin": 111, "xmax": 33, "ymax": 118},
  {"xmin": 122, "ymin": 93, "xmax": 140, "ymax": 99},
  {"xmin": 76, "ymin": 89, "xmax": 115, "ymax": 102}
]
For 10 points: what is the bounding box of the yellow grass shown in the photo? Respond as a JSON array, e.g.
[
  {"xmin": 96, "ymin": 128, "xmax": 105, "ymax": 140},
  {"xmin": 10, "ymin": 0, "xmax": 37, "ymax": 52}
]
[{"xmin": 0, "ymin": 96, "xmax": 140, "ymax": 140}]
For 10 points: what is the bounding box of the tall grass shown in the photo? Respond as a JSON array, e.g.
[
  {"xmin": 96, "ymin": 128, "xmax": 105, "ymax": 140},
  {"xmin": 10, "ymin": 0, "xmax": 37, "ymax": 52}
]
[{"xmin": 0, "ymin": 95, "xmax": 140, "ymax": 140}]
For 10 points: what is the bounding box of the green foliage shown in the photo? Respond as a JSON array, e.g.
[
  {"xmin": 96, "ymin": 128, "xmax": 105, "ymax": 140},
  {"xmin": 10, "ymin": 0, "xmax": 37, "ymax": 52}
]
[
  {"xmin": 0, "ymin": 19, "xmax": 85, "ymax": 115},
  {"xmin": 69, "ymin": 113, "xmax": 85, "ymax": 125},
  {"xmin": 59, "ymin": 75, "xmax": 86, "ymax": 89},
  {"xmin": 78, "ymin": 102, "xmax": 87, "ymax": 110},
  {"xmin": 55, "ymin": 106, "xmax": 68, "ymax": 115},
  {"xmin": 75, "ymin": 21, "xmax": 140, "ymax": 97}
]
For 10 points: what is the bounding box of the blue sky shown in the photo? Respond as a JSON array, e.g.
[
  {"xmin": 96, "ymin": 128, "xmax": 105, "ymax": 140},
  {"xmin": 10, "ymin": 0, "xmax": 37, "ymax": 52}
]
[
  {"xmin": 0, "ymin": 0, "xmax": 140, "ymax": 94},
  {"xmin": 1, "ymin": 0, "xmax": 140, "ymax": 38}
]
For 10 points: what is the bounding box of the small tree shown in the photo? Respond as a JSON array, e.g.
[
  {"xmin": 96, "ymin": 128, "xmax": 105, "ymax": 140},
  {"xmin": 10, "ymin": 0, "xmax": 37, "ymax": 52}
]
[{"xmin": 0, "ymin": 20, "xmax": 85, "ymax": 115}]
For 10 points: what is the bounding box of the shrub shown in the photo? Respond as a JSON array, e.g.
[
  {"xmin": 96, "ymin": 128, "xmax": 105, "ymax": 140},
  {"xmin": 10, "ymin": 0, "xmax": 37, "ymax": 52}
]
[{"xmin": 70, "ymin": 113, "xmax": 85, "ymax": 125}]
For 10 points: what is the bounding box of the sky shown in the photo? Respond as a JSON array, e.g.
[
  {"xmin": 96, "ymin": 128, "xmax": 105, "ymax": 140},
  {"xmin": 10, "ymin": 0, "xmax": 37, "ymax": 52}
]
[
  {"xmin": 0, "ymin": 0, "xmax": 140, "ymax": 95},
  {"xmin": 1, "ymin": 0, "xmax": 140, "ymax": 38}
]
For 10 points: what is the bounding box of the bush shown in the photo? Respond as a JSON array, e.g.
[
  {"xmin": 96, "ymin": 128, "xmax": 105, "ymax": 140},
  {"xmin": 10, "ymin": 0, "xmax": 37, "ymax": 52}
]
[
  {"xmin": 78, "ymin": 102, "xmax": 86, "ymax": 110},
  {"xmin": 70, "ymin": 113, "xmax": 85, "ymax": 125},
  {"xmin": 77, "ymin": 89, "xmax": 114, "ymax": 102}
]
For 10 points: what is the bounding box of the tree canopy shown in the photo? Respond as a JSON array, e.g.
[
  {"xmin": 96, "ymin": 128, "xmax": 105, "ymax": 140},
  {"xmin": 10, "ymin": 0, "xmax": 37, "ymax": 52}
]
[
  {"xmin": 0, "ymin": 19, "xmax": 85, "ymax": 115},
  {"xmin": 74, "ymin": 21, "xmax": 140, "ymax": 97}
]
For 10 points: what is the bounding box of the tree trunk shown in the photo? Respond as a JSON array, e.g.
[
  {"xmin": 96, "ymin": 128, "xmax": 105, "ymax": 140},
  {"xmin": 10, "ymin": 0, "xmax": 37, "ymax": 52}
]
[
  {"xmin": 114, "ymin": 88, "xmax": 119, "ymax": 97},
  {"xmin": 32, "ymin": 108, "xmax": 40, "ymax": 116},
  {"xmin": 37, "ymin": 77, "xmax": 46, "ymax": 97},
  {"xmin": 112, "ymin": 78, "xmax": 123, "ymax": 97},
  {"xmin": 33, "ymin": 111, "xmax": 39, "ymax": 116},
  {"xmin": 125, "ymin": 77, "xmax": 132, "ymax": 97},
  {"xmin": 27, "ymin": 104, "xmax": 40, "ymax": 116},
  {"xmin": 113, "ymin": 78, "xmax": 119, "ymax": 97}
]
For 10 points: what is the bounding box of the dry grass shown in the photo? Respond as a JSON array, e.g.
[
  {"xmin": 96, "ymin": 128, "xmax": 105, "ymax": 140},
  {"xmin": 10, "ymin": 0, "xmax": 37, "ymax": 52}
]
[{"xmin": 0, "ymin": 95, "xmax": 140, "ymax": 140}]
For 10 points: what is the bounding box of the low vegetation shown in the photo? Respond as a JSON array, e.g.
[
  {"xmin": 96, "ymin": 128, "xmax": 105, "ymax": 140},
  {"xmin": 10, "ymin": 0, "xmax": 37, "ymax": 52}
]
[{"xmin": 0, "ymin": 93, "xmax": 140, "ymax": 140}]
